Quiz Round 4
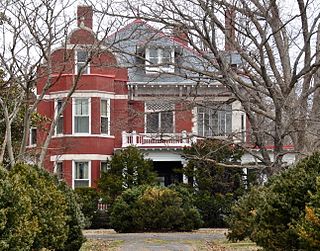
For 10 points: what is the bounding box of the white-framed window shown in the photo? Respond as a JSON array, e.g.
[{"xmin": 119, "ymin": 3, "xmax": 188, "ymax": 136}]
[
  {"xmin": 29, "ymin": 127, "xmax": 37, "ymax": 146},
  {"xmin": 100, "ymin": 99, "xmax": 110, "ymax": 135},
  {"xmin": 55, "ymin": 99, "xmax": 64, "ymax": 135},
  {"xmin": 145, "ymin": 102, "xmax": 174, "ymax": 133},
  {"xmin": 197, "ymin": 104, "xmax": 232, "ymax": 137},
  {"xmin": 76, "ymin": 50, "xmax": 90, "ymax": 74},
  {"xmin": 145, "ymin": 47, "xmax": 175, "ymax": 73},
  {"xmin": 73, "ymin": 98, "xmax": 90, "ymax": 134},
  {"xmin": 54, "ymin": 161, "xmax": 64, "ymax": 180},
  {"xmin": 73, "ymin": 161, "xmax": 91, "ymax": 188}
]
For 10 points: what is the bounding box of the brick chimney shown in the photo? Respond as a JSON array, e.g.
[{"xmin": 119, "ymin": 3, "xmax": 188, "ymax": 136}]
[
  {"xmin": 225, "ymin": 7, "xmax": 236, "ymax": 51},
  {"xmin": 77, "ymin": 6, "xmax": 93, "ymax": 30}
]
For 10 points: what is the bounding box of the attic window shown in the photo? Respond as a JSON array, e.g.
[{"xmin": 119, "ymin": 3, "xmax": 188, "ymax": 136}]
[{"xmin": 145, "ymin": 47, "xmax": 174, "ymax": 73}]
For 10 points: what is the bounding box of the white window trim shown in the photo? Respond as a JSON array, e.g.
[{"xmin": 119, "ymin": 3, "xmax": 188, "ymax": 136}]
[
  {"xmin": 100, "ymin": 99, "xmax": 110, "ymax": 135},
  {"xmin": 145, "ymin": 47, "xmax": 175, "ymax": 74},
  {"xmin": 54, "ymin": 99, "xmax": 64, "ymax": 135},
  {"xmin": 75, "ymin": 50, "xmax": 90, "ymax": 75},
  {"xmin": 72, "ymin": 97, "xmax": 91, "ymax": 135},
  {"xmin": 144, "ymin": 102, "xmax": 175, "ymax": 134},
  {"xmin": 72, "ymin": 160, "xmax": 91, "ymax": 189}
]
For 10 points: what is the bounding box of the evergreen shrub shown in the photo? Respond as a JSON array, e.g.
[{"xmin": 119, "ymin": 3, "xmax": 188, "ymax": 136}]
[
  {"xmin": 0, "ymin": 163, "xmax": 85, "ymax": 251},
  {"xmin": 110, "ymin": 185, "xmax": 202, "ymax": 232},
  {"xmin": 227, "ymin": 152, "xmax": 320, "ymax": 251}
]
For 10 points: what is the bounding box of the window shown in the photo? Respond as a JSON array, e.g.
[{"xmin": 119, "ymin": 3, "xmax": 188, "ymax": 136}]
[
  {"xmin": 29, "ymin": 127, "xmax": 37, "ymax": 146},
  {"xmin": 55, "ymin": 162, "xmax": 64, "ymax": 180},
  {"xmin": 73, "ymin": 161, "xmax": 90, "ymax": 188},
  {"xmin": 100, "ymin": 161, "xmax": 108, "ymax": 177},
  {"xmin": 197, "ymin": 104, "xmax": 232, "ymax": 137},
  {"xmin": 145, "ymin": 102, "xmax": 174, "ymax": 133},
  {"xmin": 55, "ymin": 99, "xmax": 64, "ymax": 135},
  {"xmin": 73, "ymin": 98, "xmax": 90, "ymax": 134},
  {"xmin": 101, "ymin": 99, "xmax": 110, "ymax": 134},
  {"xmin": 145, "ymin": 47, "xmax": 174, "ymax": 73},
  {"xmin": 76, "ymin": 50, "xmax": 89, "ymax": 74}
]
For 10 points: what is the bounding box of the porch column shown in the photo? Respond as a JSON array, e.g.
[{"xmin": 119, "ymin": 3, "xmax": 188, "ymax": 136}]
[
  {"xmin": 182, "ymin": 160, "xmax": 188, "ymax": 184},
  {"xmin": 122, "ymin": 131, "xmax": 127, "ymax": 147}
]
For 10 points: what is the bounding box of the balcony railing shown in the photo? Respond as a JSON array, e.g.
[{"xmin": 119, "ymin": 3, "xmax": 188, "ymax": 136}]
[{"xmin": 122, "ymin": 130, "xmax": 196, "ymax": 148}]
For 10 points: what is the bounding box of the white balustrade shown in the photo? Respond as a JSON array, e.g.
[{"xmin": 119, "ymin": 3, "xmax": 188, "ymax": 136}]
[{"xmin": 121, "ymin": 131, "xmax": 194, "ymax": 148}]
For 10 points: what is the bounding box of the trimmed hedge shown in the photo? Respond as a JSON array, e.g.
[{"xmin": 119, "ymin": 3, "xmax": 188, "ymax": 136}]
[{"xmin": 110, "ymin": 185, "xmax": 202, "ymax": 232}]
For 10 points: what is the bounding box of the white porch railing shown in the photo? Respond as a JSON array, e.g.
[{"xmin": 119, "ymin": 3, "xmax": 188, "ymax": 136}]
[{"xmin": 122, "ymin": 130, "xmax": 196, "ymax": 148}]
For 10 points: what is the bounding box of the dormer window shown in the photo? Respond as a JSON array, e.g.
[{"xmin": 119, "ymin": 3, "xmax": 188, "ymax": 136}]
[
  {"xmin": 145, "ymin": 47, "xmax": 174, "ymax": 73},
  {"xmin": 76, "ymin": 50, "xmax": 89, "ymax": 74}
]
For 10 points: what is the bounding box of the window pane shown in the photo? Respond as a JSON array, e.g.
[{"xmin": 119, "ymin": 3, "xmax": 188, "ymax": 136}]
[
  {"xmin": 75, "ymin": 99, "xmax": 89, "ymax": 115},
  {"xmin": 101, "ymin": 100, "xmax": 108, "ymax": 116},
  {"xmin": 75, "ymin": 117, "xmax": 89, "ymax": 133},
  {"xmin": 149, "ymin": 48, "xmax": 158, "ymax": 57},
  {"xmin": 57, "ymin": 117, "xmax": 64, "ymax": 134},
  {"xmin": 101, "ymin": 117, "xmax": 108, "ymax": 134},
  {"xmin": 75, "ymin": 162, "xmax": 88, "ymax": 179},
  {"xmin": 211, "ymin": 111, "xmax": 219, "ymax": 136},
  {"xmin": 74, "ymin": 180, "xmax": 89, "ymax": 188},
  {"xmin": 161, "ymin": 111, "xmax": 173, "ymax": 133},
  {"xmin": 77, "ymin": 51, "xmax": 88, "ymax": 62},
  {"xmin": 197, "ymin": 113, "xmax": 204, "ymax": 136},
  {"xmin": 146, "ymin": 113, "xmax": 159, "ymax": 133},
  {"xmin": 219, "ymin": 111, "xmax": 226, "ymax": 135},
  {"xmin": 57, "ymin": 100, "xmax": 63, "ymax": 112},
  {"xmin": 226, "ymin": 110, "xmax": 232, "ymax": 134},
  {"xmin": 162, "ymin": 49, "xmax": 172, "ymax": 64},
  {"xmin": 148, "ymin": 48, "xmax": 158, "ymax": 64},
  {"xmin": 31, "ymin": 128, "xmax": 37, "ymax": 145},
  {"xmin": 56, "ymin": 162, "xmax": 63, "ymax": 180},
  {"xmin": 101, "ymin": 161, "xmax": 108, "ymax": 173}
]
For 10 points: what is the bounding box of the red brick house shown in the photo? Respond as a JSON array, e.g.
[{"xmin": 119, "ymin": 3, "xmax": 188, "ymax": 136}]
[{"xmin": 36, "ymin": 6, "xmax": 295, "ymax": 188}]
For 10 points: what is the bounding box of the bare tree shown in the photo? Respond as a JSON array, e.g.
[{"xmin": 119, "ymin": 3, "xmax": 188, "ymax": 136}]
[
  {"xmin": 95, "ymin": 0, "xmax": 320, "ymax": 176},
  {"xmin": 0, "ymin": 1, "xmax": 119, "ymax": 168}
]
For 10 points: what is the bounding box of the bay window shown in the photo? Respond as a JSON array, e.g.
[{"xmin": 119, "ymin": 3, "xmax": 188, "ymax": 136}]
[{"xmin": 197, "ymin": 104, "xmax": 232, "ymax": 137}]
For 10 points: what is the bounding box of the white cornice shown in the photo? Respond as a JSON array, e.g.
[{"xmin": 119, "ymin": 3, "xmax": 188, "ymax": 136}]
[
  {"xmin": 50, "ymin": 154, "xmax": 111, "ymax": 161},
  {"xmin": 43, "ymin": 91, "xmax": 128, "ymax": 100}
]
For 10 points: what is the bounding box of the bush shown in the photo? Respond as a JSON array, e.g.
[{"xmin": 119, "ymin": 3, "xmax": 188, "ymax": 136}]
[
  {"xmin": 183, "ymin": 139, "xmax": 245, "ymax": 227},
  {"xmin": 57, "ymin": 181, "xmax": 86, "ymax": 251},
  {"xmin": 0, "ymin": 163, "xmax": 85, "ymax": 251},
  {"xmin": 75, "ymin": 187, "xmax": 109, "ymax": 229},
  {"xmin": 110, "ymin": 185, "xmax": 202, "ymax": 232},
  {"xmin": 227, "ymin": 152, "xmax": 320, "ymax": 251},
  {"xmin": 75, "ymin": 187, "xmax": 100, "ymax": 228},
  {"xmin": 296, "ymin": 177, "xmax": 320, "ymax": 250},
  {"xmin": 99, "ymin": 146, "xmax": 156, "ymax": 204}
]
